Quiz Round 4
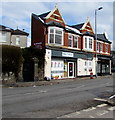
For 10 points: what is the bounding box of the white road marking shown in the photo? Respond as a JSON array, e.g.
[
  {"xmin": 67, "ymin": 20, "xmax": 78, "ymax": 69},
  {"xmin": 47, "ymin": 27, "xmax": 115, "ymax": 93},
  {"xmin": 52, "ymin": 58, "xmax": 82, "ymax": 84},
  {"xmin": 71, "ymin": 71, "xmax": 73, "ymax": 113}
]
[
  {"xmin": 94, "ymin": 98, "xmax": 107, "ymax": 102},
  {"xmin": 83, "ymin": 107, "xmax": 96, "ymax": 112},
  {"xmin": 108, "ymin": 106, "xmax": 115, "ymax": 111},
  {"xmin": 96, "ymin": 110, "xmax": 108, "ymax": 116},
  {"xmin": 97, "ymin": 104, "xmax": 108, "ymax": 107},
  {"xmin": 89, "ymin": 115, "xmax": 95, "ymax": 118}
]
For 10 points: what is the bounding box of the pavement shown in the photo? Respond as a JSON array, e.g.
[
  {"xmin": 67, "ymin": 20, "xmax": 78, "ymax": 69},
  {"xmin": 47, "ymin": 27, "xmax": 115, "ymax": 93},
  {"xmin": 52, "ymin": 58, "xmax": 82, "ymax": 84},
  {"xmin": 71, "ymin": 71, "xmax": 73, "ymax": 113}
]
[{"xmin": 1, "ymin": 74, "xmax": 113, "ymax": 88}]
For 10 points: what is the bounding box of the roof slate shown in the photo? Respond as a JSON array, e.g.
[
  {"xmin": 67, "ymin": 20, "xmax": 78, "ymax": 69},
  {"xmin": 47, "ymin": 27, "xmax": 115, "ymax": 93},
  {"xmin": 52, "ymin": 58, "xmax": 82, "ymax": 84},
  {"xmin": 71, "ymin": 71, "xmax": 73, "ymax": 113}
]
[
  {"xmin": 12, "ymin": 29, "xmax": 29, "ymax": 36},
  {"xmin": 38, "ymin": 11, "xmax": 51, "ymax": 20},
  {"xmin": 70, "ymin": 23, "xmax": 84, "ymax": 30},
  {"xmin": 0, "ymin": 25, "xmax": 13, "ymax": 32}
]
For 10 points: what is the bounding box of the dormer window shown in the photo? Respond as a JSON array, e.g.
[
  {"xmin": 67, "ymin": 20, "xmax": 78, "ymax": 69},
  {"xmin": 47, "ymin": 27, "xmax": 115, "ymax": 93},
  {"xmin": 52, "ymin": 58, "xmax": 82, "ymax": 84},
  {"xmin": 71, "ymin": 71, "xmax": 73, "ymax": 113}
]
[{"xmin": 48, "ymin": 27, "xmax": 63, "ymax": 45}]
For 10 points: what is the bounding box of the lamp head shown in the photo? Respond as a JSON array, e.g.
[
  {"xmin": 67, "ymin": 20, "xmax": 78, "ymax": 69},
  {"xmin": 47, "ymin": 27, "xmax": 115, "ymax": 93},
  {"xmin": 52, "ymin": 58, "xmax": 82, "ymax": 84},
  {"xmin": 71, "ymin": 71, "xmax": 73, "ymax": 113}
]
[{"xmin": 98, "ymin": 7, "xmax": 103, "ymax": 10}]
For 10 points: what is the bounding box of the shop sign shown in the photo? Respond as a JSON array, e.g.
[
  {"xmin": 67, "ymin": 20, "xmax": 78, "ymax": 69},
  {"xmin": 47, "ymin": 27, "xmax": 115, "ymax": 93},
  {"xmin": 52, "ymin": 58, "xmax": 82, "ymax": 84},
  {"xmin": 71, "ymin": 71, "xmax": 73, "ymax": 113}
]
[{"xmin": 62, "ymin": 52, "xmax": 74, "ymax": 57}]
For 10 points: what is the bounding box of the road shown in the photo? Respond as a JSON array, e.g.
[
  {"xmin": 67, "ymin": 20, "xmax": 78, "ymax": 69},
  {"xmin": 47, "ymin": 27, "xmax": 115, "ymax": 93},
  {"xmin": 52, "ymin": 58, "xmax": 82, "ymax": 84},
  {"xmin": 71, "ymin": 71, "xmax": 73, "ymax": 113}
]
[{"xmin": 2, "ymin": 75, "xmax": 114, "ymax": 118}]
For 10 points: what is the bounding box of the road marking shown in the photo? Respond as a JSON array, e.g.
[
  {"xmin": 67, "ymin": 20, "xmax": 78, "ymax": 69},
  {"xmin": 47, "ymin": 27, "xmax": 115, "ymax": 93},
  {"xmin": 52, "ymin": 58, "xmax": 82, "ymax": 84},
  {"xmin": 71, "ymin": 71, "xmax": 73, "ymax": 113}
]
[
  {"xmin": 83, "ymin": 107, "xmax": 96, "ymax": 112},
  {"xmin": 96, "ymin": 110, "xmax": 108, "ymax": 116},
  {"xmin": 108, "ymin": 106, "xmax": 115, "ymax": 111},
  {"xmin": 94, "ymin": 98, "xmax": 107, "ymax": 102},
  {"xmin": 97, "ymin": 104, "xmax": 108, "ymax": 107},
  {"xmin": 89, "ymin": 115, "xmax": 95, "ymax": 118}
]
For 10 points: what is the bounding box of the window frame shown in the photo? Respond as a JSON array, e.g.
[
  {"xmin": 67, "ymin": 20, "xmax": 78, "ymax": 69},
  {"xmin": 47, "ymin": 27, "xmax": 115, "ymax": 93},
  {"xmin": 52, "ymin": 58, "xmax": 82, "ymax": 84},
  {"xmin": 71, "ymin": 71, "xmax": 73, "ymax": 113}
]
[
  {"xmin": 0, "ymin": 31, "xmax": 7, "ymax": 42},
  {"xmin": 16, "ymin": 36, "xmax": 20, "ymax": 45},
  {"xmin": 83, "ymin": 36, "xmax": 94, "ymax": 51},
  {"xmin": 68, "ymin": 34, "xmax": 73, "ymax": 47},
  {"xmin": 73, "ymin": 35, "xmax": 78, "ymax": 48},
  {"xmin": 48, "ymin": 27, "xmax": 63, "ymax": 46}
]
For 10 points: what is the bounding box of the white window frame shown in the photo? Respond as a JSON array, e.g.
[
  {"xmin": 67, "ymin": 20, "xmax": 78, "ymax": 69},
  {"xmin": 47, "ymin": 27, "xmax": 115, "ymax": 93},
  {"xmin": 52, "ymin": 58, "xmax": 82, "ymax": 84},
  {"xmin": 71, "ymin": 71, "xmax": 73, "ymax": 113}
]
[
  {"xmin": 48, "ymin": 27, "xmax": 63, "ymax": 46},
  {"xmin": 0, "ymin": 31, "xmax": 7, "ymax": 42},
  {"xmin": 73, "ymin": 35, "xmax": 78, "ymax": 48},
  {"xmin": 105, "ymin": 43, "xmax": 108, "ymax": 53},
  {"xmin": 99, "ymin": 42, "xmax": 103, "ymax": 53},
  {"xmin": 83, "ymin": 36, "xmax": 94, "ymax": 51},
  {"xmin": 16, "ymin": 36, "xmax": 20, "ymax": 45},
  {"xmin": 68, "ymin": 34, "xmax": 73, "ymax": 47}
]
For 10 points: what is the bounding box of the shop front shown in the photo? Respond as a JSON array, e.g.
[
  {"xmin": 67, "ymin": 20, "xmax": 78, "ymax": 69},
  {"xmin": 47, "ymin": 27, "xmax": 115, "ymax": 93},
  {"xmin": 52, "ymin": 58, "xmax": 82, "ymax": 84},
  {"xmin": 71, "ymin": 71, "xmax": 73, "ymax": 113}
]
[
  {"xmin": 45, "ymin": 48, "xmax": 94, "ymax": 79},
  {"xmin": 97, "ymin": 55, "xmax": 112, "ymax": 76}
]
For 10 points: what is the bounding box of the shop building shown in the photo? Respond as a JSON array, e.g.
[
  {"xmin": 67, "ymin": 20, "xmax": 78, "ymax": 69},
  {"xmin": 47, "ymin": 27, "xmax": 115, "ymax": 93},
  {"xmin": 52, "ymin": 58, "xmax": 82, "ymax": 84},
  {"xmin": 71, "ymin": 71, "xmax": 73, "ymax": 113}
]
[{"xmin": 31, "ymin": 6, "xmax": 112, "ymax": 79}]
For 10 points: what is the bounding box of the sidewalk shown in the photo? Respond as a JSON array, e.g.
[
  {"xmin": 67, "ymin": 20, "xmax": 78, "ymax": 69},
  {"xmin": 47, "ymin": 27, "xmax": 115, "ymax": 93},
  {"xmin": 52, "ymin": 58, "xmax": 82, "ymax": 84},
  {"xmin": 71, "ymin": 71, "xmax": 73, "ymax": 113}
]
[{"xmin": 1, "ymin": 74, "xmax": 113, "ymax": 88}]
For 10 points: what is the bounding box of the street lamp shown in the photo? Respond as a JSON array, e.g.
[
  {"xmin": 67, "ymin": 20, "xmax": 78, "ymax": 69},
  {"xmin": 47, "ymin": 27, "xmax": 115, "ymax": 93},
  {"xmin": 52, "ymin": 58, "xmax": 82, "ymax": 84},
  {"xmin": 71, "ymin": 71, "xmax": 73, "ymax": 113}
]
[{"xmin": 95, "ymin": 7, "xmax": 103, "ymax": 78}]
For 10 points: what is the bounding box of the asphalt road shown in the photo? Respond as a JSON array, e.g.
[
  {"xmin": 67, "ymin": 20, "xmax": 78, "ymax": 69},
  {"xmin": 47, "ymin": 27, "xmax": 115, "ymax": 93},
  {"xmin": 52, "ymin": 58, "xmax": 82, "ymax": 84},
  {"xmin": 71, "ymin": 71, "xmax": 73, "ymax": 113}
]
[{"xmin": 2, "ymin": 75, "xmax": 114, "ymax": 118}]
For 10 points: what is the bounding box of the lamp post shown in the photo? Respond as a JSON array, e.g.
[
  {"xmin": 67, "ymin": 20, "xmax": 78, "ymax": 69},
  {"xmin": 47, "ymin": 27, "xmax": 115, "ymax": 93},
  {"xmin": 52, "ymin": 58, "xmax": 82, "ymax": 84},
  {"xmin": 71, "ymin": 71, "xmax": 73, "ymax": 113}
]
[{"xmin": 95, "ymin": 7, "xmax": 103, "ymax": 78}]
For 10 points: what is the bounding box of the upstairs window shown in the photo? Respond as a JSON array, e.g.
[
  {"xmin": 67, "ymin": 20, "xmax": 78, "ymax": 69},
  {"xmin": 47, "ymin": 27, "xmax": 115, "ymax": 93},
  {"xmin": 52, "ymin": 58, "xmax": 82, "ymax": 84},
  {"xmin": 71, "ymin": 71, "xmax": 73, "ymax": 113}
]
[
  {"xmin": 100, "ymin": 43, "xmax": 103, "ymax": 52},
  {"xmin": 84, "ymin": 36, "xmax": 94, "ymax": 51},
  {"xmin": 106, "ymin": 44, "xmax": 108, "ymax": 53},
  {"xmin": 68, "ymin": 34, "xmax": 73, "ymax": 47},
  {"xmin": 89, "ymin": 38, "xmax": 92, "ymax": 49},
  {"xmin": 0, "ymin": 32, "xmax": 7, "ymax": 42},
  {"xmin": 97, "ymin": 42, "xmax": 99, "ymax": 51},
  {"xmin": 73, "ymin": 36, "xmax": 78, "ymax": 48},
  {"xmin": 85, "ymin": 37, "xmax": 87, "ymax": 48},
  {"xmin": 49, "ymin": 27, "xmax": 63, "ymax": 45},
  {"xmin": 16, "ymin": 36, "xmax": 20, "ymax": 45}
]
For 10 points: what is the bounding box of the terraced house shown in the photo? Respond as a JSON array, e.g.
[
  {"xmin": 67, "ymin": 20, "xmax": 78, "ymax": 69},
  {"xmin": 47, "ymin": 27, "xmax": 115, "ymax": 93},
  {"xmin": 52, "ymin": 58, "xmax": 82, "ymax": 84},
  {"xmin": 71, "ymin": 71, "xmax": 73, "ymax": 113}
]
[{"xmin": 31, "ymin": 6, "xmax": 112, "ymax": 80}]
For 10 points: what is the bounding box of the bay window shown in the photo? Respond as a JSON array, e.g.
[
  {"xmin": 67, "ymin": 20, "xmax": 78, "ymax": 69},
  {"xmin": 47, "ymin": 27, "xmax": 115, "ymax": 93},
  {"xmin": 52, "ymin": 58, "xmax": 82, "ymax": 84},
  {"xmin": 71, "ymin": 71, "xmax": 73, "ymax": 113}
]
[
  {"xmin": 84, "ymin": 36, "xmax": 94, "ymax": 51},
  {"xmin": 49, "ymin": 27, "xmax": 63, "ymax": 45}
]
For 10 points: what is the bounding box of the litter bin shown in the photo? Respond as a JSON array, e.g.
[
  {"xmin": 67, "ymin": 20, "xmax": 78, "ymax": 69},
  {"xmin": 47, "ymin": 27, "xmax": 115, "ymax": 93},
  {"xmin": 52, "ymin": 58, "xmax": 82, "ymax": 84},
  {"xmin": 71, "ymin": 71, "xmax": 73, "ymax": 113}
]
[{"xmin": 90, "ymin": 72, "xmax": 93, "ymax": 79}]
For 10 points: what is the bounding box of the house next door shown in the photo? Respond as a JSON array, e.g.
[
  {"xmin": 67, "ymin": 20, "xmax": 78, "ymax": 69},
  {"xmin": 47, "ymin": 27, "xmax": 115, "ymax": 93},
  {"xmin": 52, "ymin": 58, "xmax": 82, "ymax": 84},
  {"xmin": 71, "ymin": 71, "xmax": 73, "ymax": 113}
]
[{"xmin": 68, "ymin": 62, "xmax": 74, "ymax": 78}]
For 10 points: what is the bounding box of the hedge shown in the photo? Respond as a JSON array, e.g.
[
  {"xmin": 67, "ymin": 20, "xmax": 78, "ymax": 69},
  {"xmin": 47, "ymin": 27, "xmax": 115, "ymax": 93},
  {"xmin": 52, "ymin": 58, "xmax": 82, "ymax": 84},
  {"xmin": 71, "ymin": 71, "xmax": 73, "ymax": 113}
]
[{"xmin": 1, "ymin": 45, "xmax": 23, "ymax": 78}]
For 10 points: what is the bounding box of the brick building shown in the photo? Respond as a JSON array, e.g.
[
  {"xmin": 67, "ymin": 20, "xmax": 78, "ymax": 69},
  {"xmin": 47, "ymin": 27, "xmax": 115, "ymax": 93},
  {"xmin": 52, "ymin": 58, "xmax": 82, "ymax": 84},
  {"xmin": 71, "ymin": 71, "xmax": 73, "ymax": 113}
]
[{"xmin": 31, "ymin": 6, "xmax": 112, "ymax": 79}]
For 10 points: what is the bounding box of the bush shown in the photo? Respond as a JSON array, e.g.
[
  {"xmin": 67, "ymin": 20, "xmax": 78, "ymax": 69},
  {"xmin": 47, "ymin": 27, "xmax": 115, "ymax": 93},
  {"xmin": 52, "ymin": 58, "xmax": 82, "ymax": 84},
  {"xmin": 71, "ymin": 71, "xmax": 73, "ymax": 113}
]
[{"xmin": 1, "ymin": 45, "xmax": 23, "ymax": 80}]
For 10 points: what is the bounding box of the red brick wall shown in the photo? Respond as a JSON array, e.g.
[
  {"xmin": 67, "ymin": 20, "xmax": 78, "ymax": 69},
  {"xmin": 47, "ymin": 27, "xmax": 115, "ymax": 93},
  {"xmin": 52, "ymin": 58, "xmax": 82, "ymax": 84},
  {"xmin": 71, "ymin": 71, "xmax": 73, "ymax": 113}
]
[
  {"xmin": 64, "ymin": 32, "xmax": 68, "ymax": 46},
  {"xmin": 31, "ymin": 15, "xmax": 45, "ymax": 48},
  {"xmin": 78, "ymin": 36, "xmax": 81, "ymax": 49}
]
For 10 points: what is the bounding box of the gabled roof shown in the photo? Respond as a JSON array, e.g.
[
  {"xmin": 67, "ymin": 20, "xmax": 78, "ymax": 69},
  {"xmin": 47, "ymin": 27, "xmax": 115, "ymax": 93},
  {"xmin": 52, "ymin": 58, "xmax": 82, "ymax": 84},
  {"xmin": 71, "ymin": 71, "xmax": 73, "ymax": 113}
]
[
  {"xmin": 38, "ymin": 11, "xmax": 51, "ymax": 20},
  {"xmin": 46, "ymin": 21, "xmax": 64, "ymax": 28},
  {"xmin": 12, "ymin": 29, "xmax": 29, "ymax": 36},
  {"xmin": 0, "ymin": 25, "xmax": 13, "ymax": 32},
  {"xmin": 70, "ymin": 23, "xmax": 84, "ymax": 30},
  {"xmin": 83, "ymin": 31, "xmax": 95, "ymax": 37}
]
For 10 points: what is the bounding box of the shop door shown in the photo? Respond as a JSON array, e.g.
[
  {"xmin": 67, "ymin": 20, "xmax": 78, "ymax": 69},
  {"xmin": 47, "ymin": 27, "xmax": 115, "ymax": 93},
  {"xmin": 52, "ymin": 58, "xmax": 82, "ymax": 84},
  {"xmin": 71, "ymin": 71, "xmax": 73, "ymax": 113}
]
[{"xmin": 68, "ymin": 62, "xmax": 74, "ymax": 78}]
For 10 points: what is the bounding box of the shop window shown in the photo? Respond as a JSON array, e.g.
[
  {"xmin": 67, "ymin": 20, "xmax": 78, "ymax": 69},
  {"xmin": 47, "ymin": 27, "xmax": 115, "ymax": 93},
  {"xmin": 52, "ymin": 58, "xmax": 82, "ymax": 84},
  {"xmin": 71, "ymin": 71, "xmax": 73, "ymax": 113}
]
[
  {"xmin": 68, "ymin": 34, "xmax": 73, "ymax": 47},
  {"xmin": 49, "ymin": 27, "xmax": 63, "ymax": 45}
]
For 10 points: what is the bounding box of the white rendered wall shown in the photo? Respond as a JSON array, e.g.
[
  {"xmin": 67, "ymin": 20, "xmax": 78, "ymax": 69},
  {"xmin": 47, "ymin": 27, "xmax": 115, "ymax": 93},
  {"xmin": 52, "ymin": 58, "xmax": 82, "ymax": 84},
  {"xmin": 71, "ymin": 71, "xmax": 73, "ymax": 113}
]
[{"xmin": 44, "ymin": 49, "xmax": 51, "ymax": 79}]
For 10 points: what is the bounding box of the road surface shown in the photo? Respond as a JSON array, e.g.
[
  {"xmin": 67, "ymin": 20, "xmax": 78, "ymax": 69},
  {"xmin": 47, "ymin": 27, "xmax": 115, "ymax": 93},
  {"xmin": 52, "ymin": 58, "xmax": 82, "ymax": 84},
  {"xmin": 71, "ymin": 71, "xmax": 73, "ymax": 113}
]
[{"xmin": 2, "ymin": 75, "xmax": 114, "ymax": 118}]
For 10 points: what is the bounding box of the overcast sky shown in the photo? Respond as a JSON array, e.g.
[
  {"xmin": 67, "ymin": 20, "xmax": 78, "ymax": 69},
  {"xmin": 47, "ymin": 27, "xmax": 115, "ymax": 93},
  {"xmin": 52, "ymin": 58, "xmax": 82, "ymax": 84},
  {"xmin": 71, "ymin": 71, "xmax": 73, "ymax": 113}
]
[{"xmin": 0, "ymin": 1, "xmax": 114, "ymax": 49}]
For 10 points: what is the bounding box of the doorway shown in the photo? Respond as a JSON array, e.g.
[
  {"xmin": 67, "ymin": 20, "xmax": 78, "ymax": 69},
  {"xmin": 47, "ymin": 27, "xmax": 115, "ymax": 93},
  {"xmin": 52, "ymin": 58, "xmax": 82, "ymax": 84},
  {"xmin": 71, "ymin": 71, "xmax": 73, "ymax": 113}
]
[{"xmin": 68, "ymin": 62, "xmax": 75, "ymax": 78}]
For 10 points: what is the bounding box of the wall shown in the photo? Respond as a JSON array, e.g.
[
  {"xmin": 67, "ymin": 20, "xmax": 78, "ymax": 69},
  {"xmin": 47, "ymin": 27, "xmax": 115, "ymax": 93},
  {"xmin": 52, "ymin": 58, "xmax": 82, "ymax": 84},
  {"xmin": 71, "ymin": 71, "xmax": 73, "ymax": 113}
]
[{"xmin": 11, "ymin": 35, "xmax": 27, "ymax": 48}]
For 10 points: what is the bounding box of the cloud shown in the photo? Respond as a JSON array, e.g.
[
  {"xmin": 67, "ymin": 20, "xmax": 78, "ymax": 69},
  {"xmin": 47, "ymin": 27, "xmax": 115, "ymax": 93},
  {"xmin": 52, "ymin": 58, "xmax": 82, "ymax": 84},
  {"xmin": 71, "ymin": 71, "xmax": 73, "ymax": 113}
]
[{"xmin": 1, "ymin": 2, "xmax": 113, "ymax": 47}]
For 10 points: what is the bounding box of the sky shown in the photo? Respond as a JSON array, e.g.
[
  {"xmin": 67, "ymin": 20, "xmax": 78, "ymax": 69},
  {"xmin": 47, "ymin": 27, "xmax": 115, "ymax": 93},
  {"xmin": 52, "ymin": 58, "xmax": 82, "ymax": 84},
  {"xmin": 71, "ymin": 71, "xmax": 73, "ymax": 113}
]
[{"xmin": 0, "ymin": 1, "xmax": 114, "ymax": 49}]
